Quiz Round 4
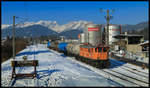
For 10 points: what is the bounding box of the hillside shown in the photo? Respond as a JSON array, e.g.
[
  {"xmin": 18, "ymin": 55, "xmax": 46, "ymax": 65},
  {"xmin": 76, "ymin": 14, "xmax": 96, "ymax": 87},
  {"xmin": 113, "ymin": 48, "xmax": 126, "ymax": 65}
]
[
  {"xmin": 121, "ymin": 21, "xmax": 149, "ymax": 32},
  {"xmin": 2, "ymin": 25, "xmax": 58, "ymax": 38}
]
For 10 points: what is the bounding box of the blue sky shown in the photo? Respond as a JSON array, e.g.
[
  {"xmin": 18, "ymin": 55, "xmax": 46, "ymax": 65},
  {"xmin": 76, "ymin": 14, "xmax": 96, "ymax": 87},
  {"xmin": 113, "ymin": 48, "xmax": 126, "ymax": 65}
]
[{"xmin": 2, "ymin": 1, "xmax": 149, "ymax": 25}]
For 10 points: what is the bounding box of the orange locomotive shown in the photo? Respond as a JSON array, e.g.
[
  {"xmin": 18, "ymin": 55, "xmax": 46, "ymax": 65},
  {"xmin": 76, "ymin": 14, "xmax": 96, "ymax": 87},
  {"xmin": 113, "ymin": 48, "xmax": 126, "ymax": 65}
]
[{"xmin": 79, "ymin": 44, "xmax": 110, "ymax": 68}]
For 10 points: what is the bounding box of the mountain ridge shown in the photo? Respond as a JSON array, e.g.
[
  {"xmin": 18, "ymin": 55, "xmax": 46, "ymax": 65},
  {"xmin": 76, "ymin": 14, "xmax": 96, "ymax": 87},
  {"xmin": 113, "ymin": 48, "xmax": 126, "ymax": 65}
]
[
  {"xmin": 2, "ymin": 20, "xmax": 92, "ymax": 33},
  {"xmin": 2, "ymin": 20, "xmax": 148, "ymax": 39}
]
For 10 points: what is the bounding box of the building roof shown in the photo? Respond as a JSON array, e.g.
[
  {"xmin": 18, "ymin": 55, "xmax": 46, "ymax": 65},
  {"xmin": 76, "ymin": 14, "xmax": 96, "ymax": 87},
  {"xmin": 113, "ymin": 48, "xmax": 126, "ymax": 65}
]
[{"xmin": 113, "ymin": 34, "xmax": 143, "ymax": 39}]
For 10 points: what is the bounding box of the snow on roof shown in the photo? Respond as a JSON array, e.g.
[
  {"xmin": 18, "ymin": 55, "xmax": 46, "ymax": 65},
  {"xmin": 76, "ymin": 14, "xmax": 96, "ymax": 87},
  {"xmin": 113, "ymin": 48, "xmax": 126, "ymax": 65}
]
[
  {"xmin": 139, "ymin": 40, "xmax": 149, "ymax": 46},
  {"xmin": 115, "ymin": 34, "xmax": 143, "ymax": 37}
]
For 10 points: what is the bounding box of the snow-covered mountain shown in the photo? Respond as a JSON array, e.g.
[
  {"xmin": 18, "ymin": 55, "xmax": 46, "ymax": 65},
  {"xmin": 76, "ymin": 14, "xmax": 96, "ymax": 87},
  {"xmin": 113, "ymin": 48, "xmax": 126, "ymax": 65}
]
[
  {"xmin": 2, "ymin": 20, "xmax": 148, "ymax": 39},
  {"xmin": 2, "ymin": 24, "xmax": 12, "ymax": 29},
  {"xmin": 2, "ymin": 20, "xmax": 93, "ymax": 33}
]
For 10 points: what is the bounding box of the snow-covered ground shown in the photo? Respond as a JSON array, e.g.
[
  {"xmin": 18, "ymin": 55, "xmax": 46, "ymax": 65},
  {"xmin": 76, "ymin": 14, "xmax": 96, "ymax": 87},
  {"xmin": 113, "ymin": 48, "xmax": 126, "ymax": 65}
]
[
  {"xmin": 112, "ymin": 50, "xmax": 149, "ymax": 64},
  {"xmin": 2, "ymin": 44, "xmax": 123, "ymax": 87}
]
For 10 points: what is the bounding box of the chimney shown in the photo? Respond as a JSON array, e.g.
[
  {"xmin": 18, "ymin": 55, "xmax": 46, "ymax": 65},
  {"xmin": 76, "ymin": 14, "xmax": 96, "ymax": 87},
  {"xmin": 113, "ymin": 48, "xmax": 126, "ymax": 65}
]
[
  {"xmin": 125, "ymin": 32, "xmax": 128, "ymax": 45},
  {"xmin": 125, "ymin": 32, "xmax": 128, "ymax": 35}
]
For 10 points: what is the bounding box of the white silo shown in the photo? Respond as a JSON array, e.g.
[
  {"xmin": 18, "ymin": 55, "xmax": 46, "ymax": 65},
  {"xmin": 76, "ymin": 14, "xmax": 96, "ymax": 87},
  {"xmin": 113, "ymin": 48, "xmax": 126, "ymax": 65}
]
[
  {"xmin": 105, "ymin": 24, "xmax": 121, "ymax": 44},
  {"xmin": 85, "ymin": 24, "xmax": 102, "ymax": 46}
]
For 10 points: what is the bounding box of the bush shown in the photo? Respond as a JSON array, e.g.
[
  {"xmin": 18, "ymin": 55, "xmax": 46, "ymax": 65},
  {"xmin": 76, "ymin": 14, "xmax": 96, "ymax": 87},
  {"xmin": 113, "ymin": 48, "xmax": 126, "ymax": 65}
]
[{"xmin": 1, "ymin": 38, "xmax": 28, "ymax": 63}]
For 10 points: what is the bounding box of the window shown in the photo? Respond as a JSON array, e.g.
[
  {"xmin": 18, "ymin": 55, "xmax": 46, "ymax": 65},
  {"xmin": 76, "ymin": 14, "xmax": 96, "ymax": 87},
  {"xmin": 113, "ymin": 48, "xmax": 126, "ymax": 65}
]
[
  {"xmin": 95, "ymin": 48, "xmax": 98, "ymax": 52},
  {"xmin": 98, "ymin": 47, "xmax": 102, "ymax": 52},
  {"xmin": 88, "ymin": 48, "xmax": 90, "ymax": 52},
  {"xmin": 103, "ymin": 48, "xmax": 107, "ymax": 52}
]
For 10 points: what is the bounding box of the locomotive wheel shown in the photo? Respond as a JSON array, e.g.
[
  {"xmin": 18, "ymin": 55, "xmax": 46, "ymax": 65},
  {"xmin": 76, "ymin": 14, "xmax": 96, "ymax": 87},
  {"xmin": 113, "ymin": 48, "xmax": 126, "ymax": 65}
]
[
  {"xmin": 85, "ymin": 59, "xmax": 88, "ymax": 64},
  {"xmin": 95, "ymin": 61, "xmax": 99, "ymax": 68},
  {"xmin": 82, "ymin": 58, "xmax": 85, "ymax": 62},
  {"xmin": 82, "ymin": 57, "xmax": 85, "ymax": 62},
  {"xmin": 91, "ymin": 61, "xmax": 95, "ymax": 67},
  {"xmin": 106, "ymin": 60, "xmax": 110, "ymax": 68},
  {"xmin": 102, "ymin": 60, "xmax": 107, "ymax": 68},
  {"xmin": 80, "ymin": 57, "xmax": 83, "ymax": 62},
  {"xmin": 78, "ymin": 56, "xmax": 81, "ymax": 61},
  {"xmin": 95, "ymin": 61, "xmax": 98, "ymax": 67},
  {"xmin": 99, "ymin": 61, "xmax": 104, "ymax": 69},
  {"xmin": 101, "ymin": 60, "xmax": 110, "ymax": 68},
  {"xmin": 86, "ymin": 59, "xmax": 89, "ymax": 64},
  {"xmin": 88, "ymin": 59, "xmax": 91, "ymax": 65}
]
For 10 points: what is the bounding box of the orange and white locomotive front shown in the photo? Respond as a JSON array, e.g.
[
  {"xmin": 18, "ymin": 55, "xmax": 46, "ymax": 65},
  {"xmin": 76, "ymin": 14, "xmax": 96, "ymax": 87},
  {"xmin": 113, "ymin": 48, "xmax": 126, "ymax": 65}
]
[{"xmin": 79, "ymin": 45, "xmax": 109, "ymax": 61}]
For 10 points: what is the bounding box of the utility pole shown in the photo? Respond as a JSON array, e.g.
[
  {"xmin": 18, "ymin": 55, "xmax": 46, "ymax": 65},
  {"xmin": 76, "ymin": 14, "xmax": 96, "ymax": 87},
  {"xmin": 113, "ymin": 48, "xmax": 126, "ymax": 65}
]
[
  {"xmin": 12, "ymin": 16, "xmax": 16, "ymax": 78},
  {"xmin": 12, "ymin": 16, "xmax": 15, "ymax": 60},
  {"xmin": 12, "ymin": 16, "xmax": 19, "ymax": 78}
]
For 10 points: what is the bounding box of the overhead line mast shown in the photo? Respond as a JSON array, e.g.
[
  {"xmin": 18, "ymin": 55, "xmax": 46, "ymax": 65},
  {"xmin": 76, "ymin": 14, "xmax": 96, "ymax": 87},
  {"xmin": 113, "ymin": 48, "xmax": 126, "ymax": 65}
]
[{"xmin": 100, "ymin": 8, "xmax": 114, "ymax": 46}]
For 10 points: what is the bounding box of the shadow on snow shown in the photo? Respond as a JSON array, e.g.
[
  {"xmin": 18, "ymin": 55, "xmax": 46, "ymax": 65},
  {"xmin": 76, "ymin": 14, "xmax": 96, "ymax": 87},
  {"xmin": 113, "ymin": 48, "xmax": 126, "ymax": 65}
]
[
  {"xmin": 16, "ymin": 50, "xmax": 51, "ymax": 57},
  {"xmin": 60, "ymin": 54, "xmax": 67, "ymax": 58},
  {"xmin": 109, "ymin": 59, "xmax": 126, "ymax": 69},
  {"xmin": 36, "ymin": 69, "xmax": 61, "ymax": 79}
]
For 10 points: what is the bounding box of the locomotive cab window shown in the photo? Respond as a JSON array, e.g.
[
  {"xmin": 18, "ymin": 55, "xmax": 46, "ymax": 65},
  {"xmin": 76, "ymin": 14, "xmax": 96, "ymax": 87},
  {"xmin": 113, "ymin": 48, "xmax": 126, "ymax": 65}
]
[
  {"xmin": 88, "ymin": 48, "xmax": 90, "ymax": 52},
  {"xmin": 103, "ymin": 47, "xmax": 107, "ymax": 52},
  {"xmin": 95, "ymin": 48, "xmax": 98, "ymax": 52},
  {"xmin": 98, "ymin": 47, "xmax": 102, "ymax": 52}
]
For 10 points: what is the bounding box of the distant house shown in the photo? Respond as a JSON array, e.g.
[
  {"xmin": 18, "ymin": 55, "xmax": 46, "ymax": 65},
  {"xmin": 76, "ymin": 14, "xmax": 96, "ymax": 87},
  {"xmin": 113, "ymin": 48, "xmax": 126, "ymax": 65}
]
[
  {"xmin": 138, "ymin": 41, "xmax": 149, "ymax": 58},
  {"xmin": 1, "ymin": 39, "xmax": 7, "ymax": 46},
  {"xmin": 113, "ymin": 32, "xmax": 144, "ymax": 54},
  {"xmin": 139, "ymin": 40, "xmax": 149, "ymax": 51},
  {"xmin": 113, "ymin": 33, "xmax": 144, "ymax": 45}
]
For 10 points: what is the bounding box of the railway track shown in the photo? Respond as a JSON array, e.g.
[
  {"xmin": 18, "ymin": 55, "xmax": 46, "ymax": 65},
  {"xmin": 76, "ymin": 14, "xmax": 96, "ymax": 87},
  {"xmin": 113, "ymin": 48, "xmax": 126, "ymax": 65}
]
[
  {"xmin": 105, "ymin": 60, "xmax": 148, "ymax": 86},
  {"xmin": 110, "ymin": 60, "xmax": 148, "ymax": 78},
  {"xmin": 110, "ymin": 53, "xmax": 149, "ymax": 68},
  {"xmin": 72, "ymin": 56, "xmax": 149, "ymax": 87},
  {"xmin": 102, "ymin": 63, "xmax": 149, "ymax": 84},
  {"xmin": 101, "ymin": 69, "xmax": 148, "ymax": 87},
  {"xmin": 110, "ymin": 58, "xmax": 149, "ymax": 75}
]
